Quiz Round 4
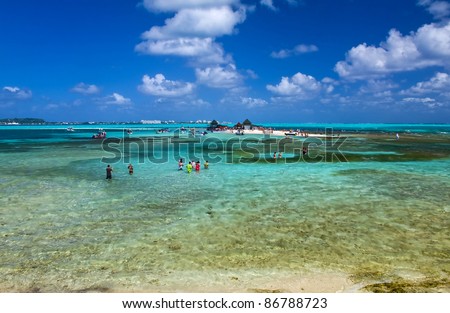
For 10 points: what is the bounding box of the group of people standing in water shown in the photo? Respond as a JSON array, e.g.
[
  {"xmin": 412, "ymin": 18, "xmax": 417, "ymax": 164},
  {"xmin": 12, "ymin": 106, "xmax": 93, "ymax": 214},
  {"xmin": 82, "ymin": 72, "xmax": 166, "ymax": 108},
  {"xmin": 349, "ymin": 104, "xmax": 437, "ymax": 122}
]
[
  {"xmin": 178, "ymin": 158, "xmax": 209, "ymax": 173},
  {"xmin": 105, "ymin": 163, "xmax": 134, "ymax": 179},
  {"xmin": 272, "ymin": 147, "xmax": 308, "ymax": 159},
  {"xmin": 105, "ymin": 159, "xmax": 209, "ymax": 179}
]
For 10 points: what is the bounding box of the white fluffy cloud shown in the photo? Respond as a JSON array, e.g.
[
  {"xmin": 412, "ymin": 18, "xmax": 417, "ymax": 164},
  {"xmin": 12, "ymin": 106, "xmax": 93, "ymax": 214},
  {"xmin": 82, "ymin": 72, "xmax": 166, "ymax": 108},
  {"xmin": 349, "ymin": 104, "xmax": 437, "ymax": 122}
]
[
  {"xmin": 136, "ymin": 37, "xmax": 228, "ymax": 64},
  {"xmin": 266, "ymin": 72, "xmax": 322, "ymax": 97},
  {"xmin": 138, "ymin": 74, "xmax": 195, "ymax": 97},
  {"xmin": 414, "ymin": 23, "xmax": 450, "ymax": 59},
  {"xmin": 142, "ymin": 6, "xmax": 246, "ymax": 39},
  {"xmin": 2, "ymin": 86, "xmax": 32, "ymax": 99},
  {"xmin": 195, "ymin": 65, "xmax": 242, "ymax": 88},
  {"xmin": 418, "ymin": 0, "xmax": 450, "ymax": 20},
  {"xmin": 104, "ymin": 93, "xmax": 132, "ymax": 105},
  {"xmin": 137, "ymin": 1, "xmax": 246, "ymax": 66},
  {"xmin": 335, "ymin": 21, "xmax": 450, "ymax": 79},
  {"xmin": 137, "ymin": 0, "xmax": 247, "ymax": 92},
  {"xmin": 402, "ymin": 72, "xmax": 450, "ymax": 95},
  {"xmin": 71, "ymin": 82, "xmax": 100, "ymax": 95}
]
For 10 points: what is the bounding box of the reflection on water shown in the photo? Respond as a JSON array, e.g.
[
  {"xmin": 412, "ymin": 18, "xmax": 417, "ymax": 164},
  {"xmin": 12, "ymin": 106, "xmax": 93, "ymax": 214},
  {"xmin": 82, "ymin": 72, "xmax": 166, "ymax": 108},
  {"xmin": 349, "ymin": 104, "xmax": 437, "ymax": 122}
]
[{"xmin": 0, "ymin": 129, "xmax": 449, "ymax": 292}]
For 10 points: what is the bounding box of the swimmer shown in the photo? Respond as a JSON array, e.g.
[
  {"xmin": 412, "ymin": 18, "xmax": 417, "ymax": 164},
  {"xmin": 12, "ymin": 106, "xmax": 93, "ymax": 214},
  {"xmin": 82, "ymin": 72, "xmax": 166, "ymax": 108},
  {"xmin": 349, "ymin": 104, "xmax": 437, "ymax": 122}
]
[
  {"xmin": 186, "ymin": 161, "xmax": 193, "ymax": 173},
  {"xmin": 178, "ymin": 158, "xmax": 184, "ymax": 171},
  {"xmin": 128, "ymin": 164, "xmax": 134, "ymax": 175},
  {"xmin": 204, "ymin": 160, "xmax": 209, "ymax": 169},
  {"xmin": 106, "ymin": 164, "xmax": 113, "ymax": 179},
  {"xmin": 195, "ymin": 161, "xmax": 200, "ymax": 172}
]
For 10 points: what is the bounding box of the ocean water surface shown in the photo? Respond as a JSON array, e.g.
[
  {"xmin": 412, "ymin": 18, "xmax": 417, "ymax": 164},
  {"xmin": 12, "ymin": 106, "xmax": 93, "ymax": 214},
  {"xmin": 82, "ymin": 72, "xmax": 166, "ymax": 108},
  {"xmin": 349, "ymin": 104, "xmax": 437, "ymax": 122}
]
[{"xmin": 0, "ymin": 124, "xmax": 449, "ymax": 292}]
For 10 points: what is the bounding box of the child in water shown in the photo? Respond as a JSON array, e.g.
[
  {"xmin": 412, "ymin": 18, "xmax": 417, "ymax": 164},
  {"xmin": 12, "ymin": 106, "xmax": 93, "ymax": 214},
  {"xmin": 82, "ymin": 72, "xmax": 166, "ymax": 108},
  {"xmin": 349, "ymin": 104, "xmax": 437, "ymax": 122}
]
[
  {"xmin": 195, "ymin": 161, "xmax": 200, "ymax": 172},
  {"xmin": 178, "ymin": 158, "xmax": 183, "ymax": 171},
  {"xmin": 128, "ymin": 164, "xmax": 134, "ymax": 175},
  {"xmin": 204, "ymin": 160, "xmax": 209, "ymax": 169},
  {"xmin": 186, "ymin": 161, "xmax": 193, "ymax": 173}
]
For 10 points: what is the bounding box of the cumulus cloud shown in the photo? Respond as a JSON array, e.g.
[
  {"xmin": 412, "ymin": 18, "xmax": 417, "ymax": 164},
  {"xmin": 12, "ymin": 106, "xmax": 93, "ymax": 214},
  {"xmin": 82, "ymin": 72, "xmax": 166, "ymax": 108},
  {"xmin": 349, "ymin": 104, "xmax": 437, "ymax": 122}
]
[
  {"xmin": 141, "ymin": 6, "xmax": 246, "ymax": 39},
  {"xmin": 138, "ymin": 74, "xmax": 195, "ymax": 97},
  {"xmin": 418, "ymin": 0, "xmax": 450, "ymax": 20},
  {"xmin": 240, "ymin": 97, "xmax": 267, "ymax": 108},
  {"xmin": 136, "ymin": 37, "xmax": 228, "ymax": 64},
  {"xmin": 71, "ymin": 82, "xmax": 100, "ymax": 95},
  {"xmin": 266, "ymin": 72, "xmax": 322, "ymax": 98},
  {"xmin": 2, "ymin": 86, "xmax": 32, "ymax": 99},
  {"xmin": 137, "ymin": 1, "xmax": 246, "ymax": 66},
  {"xmin": 195, "ymin": 64, "xmax": 242, "ymax": 88},
  {"xmin": 335, "ymin": 21, "xmax": 450, "ymax": 79},
  {"xmin": 137, "ymin": 0, "xmax": 248, "ymax": 92},
  {"xmin": 402, "ymin": 72, "xmax": 450, "ymax": 95},
  {"xmin": 271, "ymin": 44, "xmax": 318, "ymax": 58},
  {"xmin": 104, "ymin": 93, "xmax": 132, "ymax": 105}
]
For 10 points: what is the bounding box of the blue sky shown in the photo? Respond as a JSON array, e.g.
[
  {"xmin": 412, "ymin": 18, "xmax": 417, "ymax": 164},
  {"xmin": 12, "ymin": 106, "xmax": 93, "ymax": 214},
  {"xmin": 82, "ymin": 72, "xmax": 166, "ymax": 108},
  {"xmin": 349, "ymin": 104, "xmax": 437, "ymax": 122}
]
[{"xmin": 1, "ymin": 0, "xmax": 450, "ymax": 123}]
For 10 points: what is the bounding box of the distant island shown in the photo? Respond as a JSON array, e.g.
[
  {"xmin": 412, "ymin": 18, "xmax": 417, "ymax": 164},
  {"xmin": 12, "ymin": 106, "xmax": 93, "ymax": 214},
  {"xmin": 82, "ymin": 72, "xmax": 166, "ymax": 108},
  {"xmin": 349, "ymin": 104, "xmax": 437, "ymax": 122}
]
[
  {"xmin": 0, "ymin": 118, "xmax": 226, "ymax": 125},
  {"xmin": 0, "ymin": 117, "xmax": 46, "ymax": 125}
]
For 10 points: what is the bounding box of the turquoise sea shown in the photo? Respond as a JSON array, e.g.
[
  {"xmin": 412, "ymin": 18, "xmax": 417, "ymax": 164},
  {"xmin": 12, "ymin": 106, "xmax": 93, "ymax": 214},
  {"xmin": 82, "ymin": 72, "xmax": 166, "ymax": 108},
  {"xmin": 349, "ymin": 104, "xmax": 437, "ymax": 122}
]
[{"xmin": 0, "ymin": 123, "xmax": 449, "ymax": 292}]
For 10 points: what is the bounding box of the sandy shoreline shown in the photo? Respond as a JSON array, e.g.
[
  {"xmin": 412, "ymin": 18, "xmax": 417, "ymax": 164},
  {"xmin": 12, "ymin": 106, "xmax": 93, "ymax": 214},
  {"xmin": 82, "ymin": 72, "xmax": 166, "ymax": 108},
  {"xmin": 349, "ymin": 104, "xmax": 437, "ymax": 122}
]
[
  {"xmin": 145, "ymin": 272, "xmax": 361, "ymax": 293},
  {"xmin": 112, "ymin": 271, "xmax": 360, "ymax": 293},
  {"xmin": 0, "ymin": 270, "xmax": 364, "ymax": 293},
  {"xmin": 219, "ymin": 129, "xmax": 338, "ymax": 138},
  {"xmin": 2, "ymin": 269, "xmax": 449, "ymax": 292}
]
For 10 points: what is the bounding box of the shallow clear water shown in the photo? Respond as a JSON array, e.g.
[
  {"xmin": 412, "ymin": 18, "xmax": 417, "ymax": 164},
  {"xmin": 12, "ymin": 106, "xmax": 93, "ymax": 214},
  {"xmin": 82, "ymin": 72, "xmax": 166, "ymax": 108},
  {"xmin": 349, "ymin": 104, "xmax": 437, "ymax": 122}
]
[{"xmin": 0, "ymin": 124, "xmax": 449, "ymax": 292}]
